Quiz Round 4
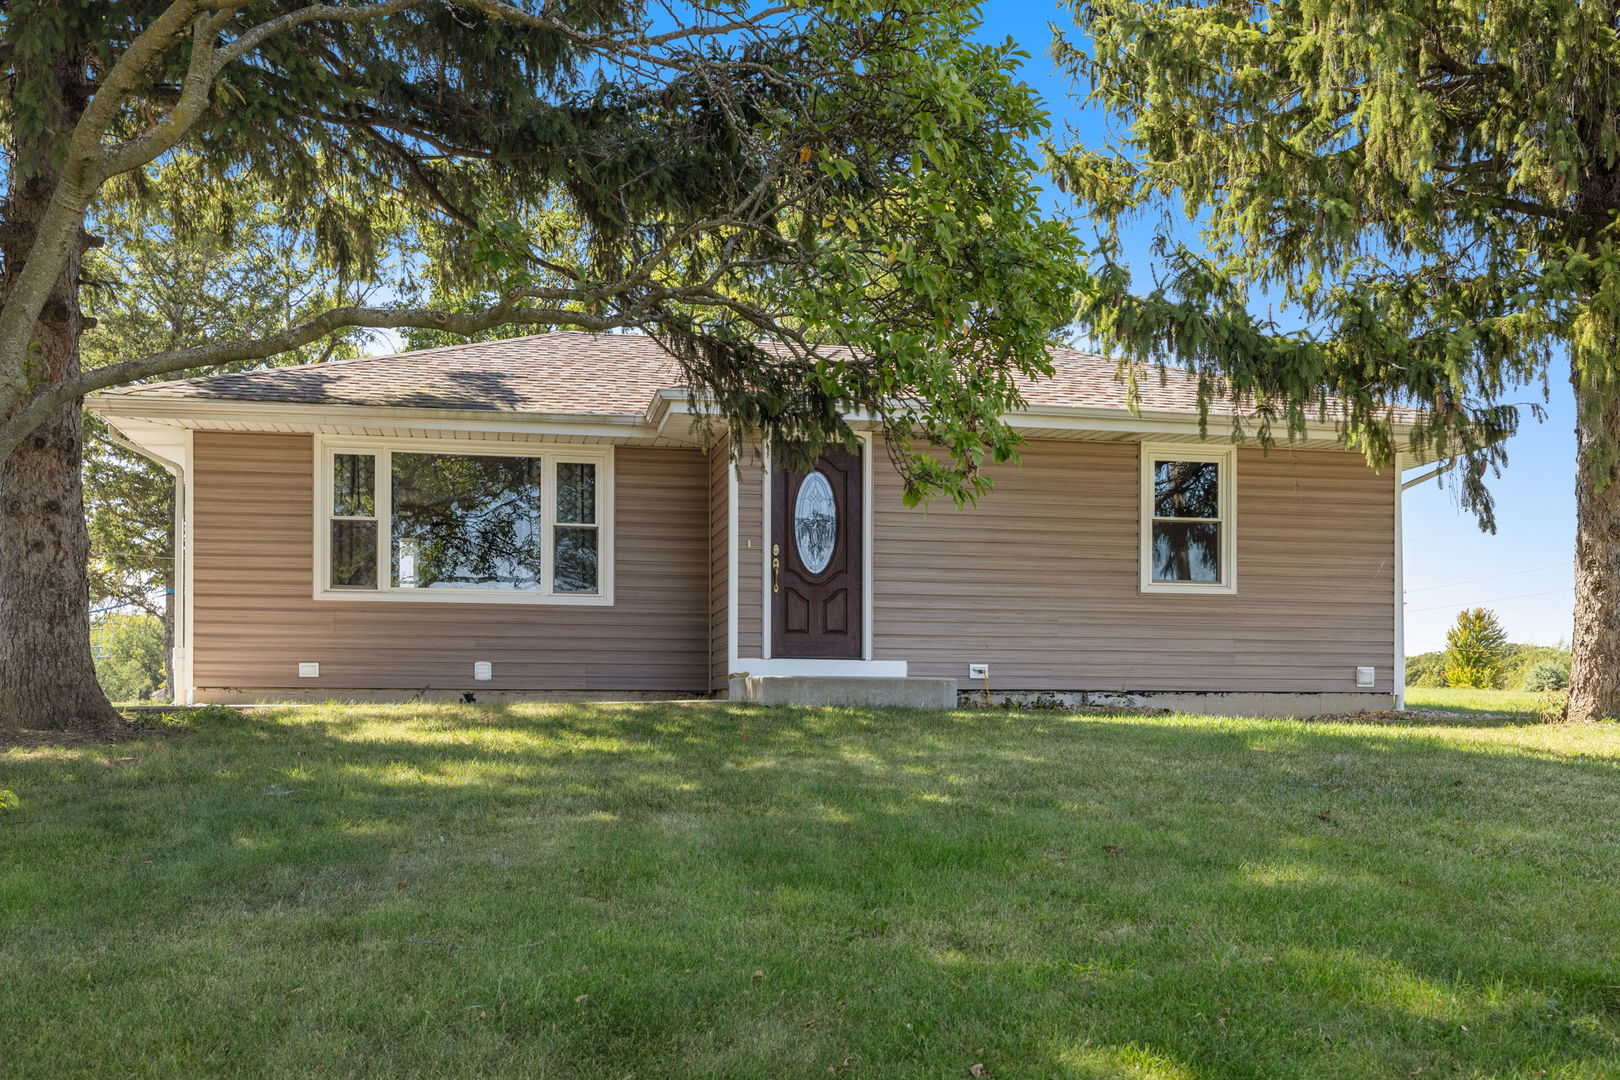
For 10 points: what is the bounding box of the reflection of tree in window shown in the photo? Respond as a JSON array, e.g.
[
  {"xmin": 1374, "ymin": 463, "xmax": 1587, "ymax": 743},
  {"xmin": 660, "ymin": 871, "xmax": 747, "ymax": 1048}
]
[
  {"xmin": 1151, "ymin": 460, "xmax": 1221, "ymax": 583},
  {"xmin": 330, "ymin": 520, "xmax": 377, "ymax": 588},
  {"xmin": 554, "ymin": 462, "xmax": 598, "ymax": 593},
  {"xmin": 329, "ymin": 453, "xmax": 377, "ymax": 588},
  {"xmin": 391, "ymin": 454, "xmax": 543, "ymax": 590},
  {"xmin": 332, "ymin": 454, "xmax": 375, "ymax": 516}
]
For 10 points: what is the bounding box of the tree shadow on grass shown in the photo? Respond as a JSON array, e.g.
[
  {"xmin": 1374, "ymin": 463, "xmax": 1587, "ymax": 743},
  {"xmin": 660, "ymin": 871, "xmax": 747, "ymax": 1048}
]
[{"xmin": 4, "ymin": 702, "xmax": 1619, "ymax": 1078}]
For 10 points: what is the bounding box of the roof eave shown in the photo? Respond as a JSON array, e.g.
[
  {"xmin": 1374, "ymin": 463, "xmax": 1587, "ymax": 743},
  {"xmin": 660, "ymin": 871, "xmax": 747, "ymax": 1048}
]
[{"xmin": 86, "ymin": 390, "xmax": 1440, "ymax": 464}]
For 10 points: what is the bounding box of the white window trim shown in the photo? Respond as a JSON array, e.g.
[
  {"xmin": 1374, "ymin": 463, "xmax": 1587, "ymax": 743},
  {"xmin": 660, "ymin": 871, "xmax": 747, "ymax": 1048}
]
[
  {"xmin": 1139, "ymin": 441, "xmax": 1237, "ymax": 595},
  {"xmin": 312, "ymin": 435, "xmax": 614, "ymax": 606}
]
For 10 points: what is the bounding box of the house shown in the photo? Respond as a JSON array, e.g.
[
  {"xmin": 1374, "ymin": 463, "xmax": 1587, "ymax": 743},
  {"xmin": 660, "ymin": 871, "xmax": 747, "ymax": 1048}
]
[{"xmin": 87, "ymin": 331, "xmax": 1428, "ymax": 716}]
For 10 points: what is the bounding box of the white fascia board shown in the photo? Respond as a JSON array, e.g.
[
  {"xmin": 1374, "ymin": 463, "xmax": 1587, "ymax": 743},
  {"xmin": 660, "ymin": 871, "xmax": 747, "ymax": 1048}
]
[
  {"xmin": 1006, "ymin": 405, "xmax": 1442, "ymax": 464},
  {"xmin": 85, "ymin": 395, "xmax": 684, "ymax": 444},
  {"xmin": 89, "ymin": 390, "xmax": 1436, "ymax": 462}
]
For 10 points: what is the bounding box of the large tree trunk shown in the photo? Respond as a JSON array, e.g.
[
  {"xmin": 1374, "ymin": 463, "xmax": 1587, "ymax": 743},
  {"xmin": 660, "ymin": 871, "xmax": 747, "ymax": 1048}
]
[
  {"xmin": 0, "ymin": 403, "xmax": 120, "ymax": 729},
  {"xmin": 0, "ymin": 158, "xmax": 121, "ymax": 729},
  {"xmin": 1567, "ymin": 374, "xmax": 1620, "ymax": 721}
]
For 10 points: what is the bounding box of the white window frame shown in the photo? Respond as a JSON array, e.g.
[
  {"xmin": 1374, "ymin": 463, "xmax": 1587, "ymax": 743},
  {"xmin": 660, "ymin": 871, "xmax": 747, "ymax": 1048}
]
[
  {"xmin": 1139, "ymin": 442, "xmax": 1237, "ymax": 595},
  {"xmin": 313, "ymin": 435, "xmax": 614, "ymax": 606}
]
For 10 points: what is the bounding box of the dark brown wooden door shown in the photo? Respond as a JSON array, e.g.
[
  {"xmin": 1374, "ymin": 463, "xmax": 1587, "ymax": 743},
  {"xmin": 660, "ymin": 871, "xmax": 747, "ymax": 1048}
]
[{"xmin": 772, "ymin": 446, "xmax": 862, "ymax": 658}]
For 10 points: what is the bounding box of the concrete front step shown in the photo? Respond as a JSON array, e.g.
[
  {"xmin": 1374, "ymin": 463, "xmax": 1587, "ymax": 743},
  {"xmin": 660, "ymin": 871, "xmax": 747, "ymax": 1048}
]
[{"xmin": 733, "ymin": 675, "xmax": 957, "ymax": 709}]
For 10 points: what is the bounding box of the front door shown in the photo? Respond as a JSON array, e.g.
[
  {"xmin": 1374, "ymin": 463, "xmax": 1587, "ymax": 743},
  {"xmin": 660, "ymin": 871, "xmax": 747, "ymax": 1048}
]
[{"xmin": 772, "ymin": 446, "xmax": 863, "ymax": 658}]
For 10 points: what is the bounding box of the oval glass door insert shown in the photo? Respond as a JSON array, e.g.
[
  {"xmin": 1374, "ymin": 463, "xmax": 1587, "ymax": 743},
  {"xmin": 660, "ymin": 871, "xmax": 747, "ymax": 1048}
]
[{"xmin": 793, "ymin": 470, "xmax": 837, "ymax": 574}]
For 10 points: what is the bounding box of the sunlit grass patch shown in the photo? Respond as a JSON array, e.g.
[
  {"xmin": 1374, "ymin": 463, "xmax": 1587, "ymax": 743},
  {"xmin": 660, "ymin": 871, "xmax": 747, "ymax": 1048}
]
[
  {"xmin": 3, "ymin": 702, "xmax": 1619, "ymax": 1078},
  {"xmin": 1405, "ymin": 685, "xmax": 1553, "ymax": 719}
]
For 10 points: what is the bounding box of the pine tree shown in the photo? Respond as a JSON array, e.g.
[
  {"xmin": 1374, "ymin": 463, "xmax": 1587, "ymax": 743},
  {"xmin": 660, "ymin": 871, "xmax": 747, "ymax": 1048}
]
[
  {"xmin": 0, "ymin": 2, "xmax": 1081, "ymax": 730},
  {"xmin": 1443, "ymin": 609, "xmax": 1510, "ymax": 690},
  {"xmin": 1051, "ymin": 0, "xmax": 1620, "ymax": 718}
]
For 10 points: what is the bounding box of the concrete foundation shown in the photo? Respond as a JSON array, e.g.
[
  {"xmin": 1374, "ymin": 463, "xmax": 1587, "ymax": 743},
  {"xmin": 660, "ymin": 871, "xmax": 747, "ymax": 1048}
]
[
  {"xmin": 734, "ymin": 675, "xmax": 957, "ymax": 709},
  {"xmin": 956, "ymin": 688, "xmax": 1397, "ymax": 718},
  {"xmin": 192, "ymin": 687, "xmax": 710, "ymax": 706}
]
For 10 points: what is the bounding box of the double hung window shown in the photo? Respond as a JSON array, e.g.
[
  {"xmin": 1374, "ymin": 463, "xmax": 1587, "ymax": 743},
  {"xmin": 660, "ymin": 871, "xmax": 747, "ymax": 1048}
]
[{"xmin": 1140, "ymin": 444, "xmax": 1236, "ymax": 594}]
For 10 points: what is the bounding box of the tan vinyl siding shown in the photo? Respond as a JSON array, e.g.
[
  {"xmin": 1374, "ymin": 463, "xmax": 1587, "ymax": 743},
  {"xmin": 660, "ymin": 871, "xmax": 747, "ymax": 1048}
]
[
  {"xmin": 191, "ymin": 431, "xmax": 710, "ymax": 692},
  {"xmin": 734, "ymin": 442, "xmax": 766, "ymax": 659},
  {"xmin": 872, "ymin": 439, "xmax": 1396, "ymax": 694},
  {"xmin": 707, "ymin": 434, "xmax": 730, "ymax": 692}
]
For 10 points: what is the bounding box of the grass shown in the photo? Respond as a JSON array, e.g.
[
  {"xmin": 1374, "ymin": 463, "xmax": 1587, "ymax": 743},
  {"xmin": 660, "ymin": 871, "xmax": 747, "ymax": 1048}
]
[
  {"xmin": 1405, "ymin": 685, "xmax": 1559, "ymax": 720},
  {"xmin": 4, "ymin": 703, "xmax": 1620, "ymax": 1079}
]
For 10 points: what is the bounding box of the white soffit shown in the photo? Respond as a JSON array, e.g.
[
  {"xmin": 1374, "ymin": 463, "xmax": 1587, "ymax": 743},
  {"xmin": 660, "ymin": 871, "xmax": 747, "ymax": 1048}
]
[{"xmin": 87, "ymin": 391, "xmax": 1437, "ymax": 463}]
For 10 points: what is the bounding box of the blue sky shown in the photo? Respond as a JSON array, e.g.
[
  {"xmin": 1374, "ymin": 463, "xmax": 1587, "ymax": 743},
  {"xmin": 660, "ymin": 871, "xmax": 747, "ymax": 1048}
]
[{"xmin": 977, "ymin": 3, "xmax": 1575, "ymax": 654}]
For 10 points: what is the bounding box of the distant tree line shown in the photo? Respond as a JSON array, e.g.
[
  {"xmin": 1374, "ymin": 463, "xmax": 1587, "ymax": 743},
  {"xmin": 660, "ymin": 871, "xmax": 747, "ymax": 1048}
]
[{"xmin": 1408, "ymin": 608, "xmax": 1570, "ymax": 691}]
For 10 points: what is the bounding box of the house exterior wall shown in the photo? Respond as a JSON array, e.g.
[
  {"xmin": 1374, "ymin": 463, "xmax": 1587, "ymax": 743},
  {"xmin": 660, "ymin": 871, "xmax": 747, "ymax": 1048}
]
[
  {"xmin": 869, "ymin": 438, "xmax": 1397, "ymax": 694},
  {"xmin": 734, "ymin": 443, "xmax": 767, "ymax": 659},
  {"xmin": 707, "ymin": 434, "xmax": 730, "ymax": 693},
  {"xmin": 189, "ymin": 431, "xmax": 711, "ymax": 695},
  {"xmin": 185, "ymin": 429, "xmax": 1395, "ymax": 702}
]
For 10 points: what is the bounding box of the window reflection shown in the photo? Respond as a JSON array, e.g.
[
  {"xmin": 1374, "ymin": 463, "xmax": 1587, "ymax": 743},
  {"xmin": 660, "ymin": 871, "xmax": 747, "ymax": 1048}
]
[
  {"xmin": 330, "ymin": 520, "xmax": 377, "ymax": 588},
  {"xmin": 1150, "ymin": 458, "xmax": 1223, "ymax": 584},
  {"xmin": 1153, "ymin": 460, "xmax": 1218, "ymax": 518},
  {"xmin": 391, "ymin": 453, "xmax": 544, "ymax": 590},
  {"xmin": 1152, "ymin": 521, "xmax": 1220, "ymax": 583}
]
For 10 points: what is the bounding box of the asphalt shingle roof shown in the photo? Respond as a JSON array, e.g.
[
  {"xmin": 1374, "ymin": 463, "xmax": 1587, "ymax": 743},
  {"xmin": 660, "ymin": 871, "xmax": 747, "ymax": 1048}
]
[{"xmin": 101, "ymin": 330, "xmax": 1412, "ymax": 422}]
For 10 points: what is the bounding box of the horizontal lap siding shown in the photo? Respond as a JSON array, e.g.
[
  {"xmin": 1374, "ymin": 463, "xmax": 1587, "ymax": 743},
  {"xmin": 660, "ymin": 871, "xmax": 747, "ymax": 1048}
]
[
  {"xmin": 708, "ymin": 435, "xmax": 730, "ymax": 692},
  {"xmin": 873, "ymin": 439, "xmax": 1396, "ymax": 693},
  {"xmin": 734, "ymin": 442, "xmax": 766, "ymax": 658},
  {"xmin": 192, "ymin": 431, "xmax": 710, "ymax": 692}
]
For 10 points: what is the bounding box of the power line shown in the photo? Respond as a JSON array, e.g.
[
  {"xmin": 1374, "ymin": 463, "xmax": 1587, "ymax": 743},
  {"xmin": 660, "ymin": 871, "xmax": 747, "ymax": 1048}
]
[
  {"xmin": 1408, "ymin": 586, "xmax": 1573, "ymax": 614},
  {"xmin": 1405, "ymin": 562, "xmax": 1565, "ymax": 594}
]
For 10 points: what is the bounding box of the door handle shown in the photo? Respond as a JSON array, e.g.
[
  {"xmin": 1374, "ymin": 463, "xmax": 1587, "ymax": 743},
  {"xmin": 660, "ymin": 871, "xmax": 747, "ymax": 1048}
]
[{"xmin": 771, "ymin": 543, "xmax": 780, "ymax": 593}]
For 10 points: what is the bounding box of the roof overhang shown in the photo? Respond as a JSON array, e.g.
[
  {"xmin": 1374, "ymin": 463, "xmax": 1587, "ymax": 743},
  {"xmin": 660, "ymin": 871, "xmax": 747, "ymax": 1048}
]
[{"xmin": 88, "ymin": 387, "xmax": 1441, "ymax": 466}]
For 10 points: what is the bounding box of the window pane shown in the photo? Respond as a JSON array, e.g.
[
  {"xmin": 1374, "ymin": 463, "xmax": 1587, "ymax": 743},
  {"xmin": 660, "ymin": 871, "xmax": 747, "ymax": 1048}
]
[
  {"xmin": 1153, "ymin": 460, "xmax": 1219, "ymax": 519},
  {"xmin": 554, "ymin": 527, "xmax": 598, "ymax": 593},
  {"xmin": 556, "ymin": 462, "xmax": 596, "ymax": 524},
  {"xmin": 1152, "ymin": 521, "xmax": 1221, "ymax": 583},
  {"xmin": 333, "ymin": 454, "xmax": 375, "ymax": 517},
  {"xmin": 391, "ymin": 453, "xmax": 543, "ymax": 590},
  {"xmin": 330, "ymin": 520, "xmax": 377, "ymax": 588}
]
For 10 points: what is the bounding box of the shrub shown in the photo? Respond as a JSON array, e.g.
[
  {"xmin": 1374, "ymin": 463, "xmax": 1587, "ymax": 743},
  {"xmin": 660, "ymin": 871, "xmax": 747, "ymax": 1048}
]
[
  {"xmin": 1443, "ymin": 608, "xmax": 1509, "ymax": 689},
  {"xmin": 1523, "ymin": 659, "xmax": 1571, "ymax": 692},
  {"xmin": 1405, "ymin": 651, "xmax": 1448, "ymax": 688},
  {"xmin": 92, "ymin": 614, "xmax": 166, "ymax": 703}
]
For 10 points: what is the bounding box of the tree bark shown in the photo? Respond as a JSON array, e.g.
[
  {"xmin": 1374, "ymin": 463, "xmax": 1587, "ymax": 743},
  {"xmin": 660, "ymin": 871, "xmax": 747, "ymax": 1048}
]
[
  {"xmin": 0, "ymin": 24, "xmax": 124, "ymax": 731},
  {"xmin": 1567, "ymin": 373, "xmax": 1620, "ymax": 721},
  {"xmin": 0, "ymin": 156, "xmax": 121, "ymax": 729},
  {"xmin": 0, "ymin": 402, "xmax": 120, "ymax": 729}
]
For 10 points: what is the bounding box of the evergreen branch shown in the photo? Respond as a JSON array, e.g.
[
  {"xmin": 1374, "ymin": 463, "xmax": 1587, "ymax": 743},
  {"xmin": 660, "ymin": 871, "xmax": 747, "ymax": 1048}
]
[
  {"xmin": 0, "ymin": 3, "xmax": 210, "ymax": 386},
  {"xmin": 3, "ymin": 271, "xmax": 800, "ymax": 457},
  {"xmin": 94, "ymin": 10, "xmax": 237, "ymax": 182}
]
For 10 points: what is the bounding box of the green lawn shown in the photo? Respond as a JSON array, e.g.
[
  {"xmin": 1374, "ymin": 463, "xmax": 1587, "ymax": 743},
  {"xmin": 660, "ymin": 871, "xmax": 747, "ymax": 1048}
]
[
  {"xmin": 1405, "ymin": 686, "xmax": 1558, "ymax": 721},
  {"xmin": 4, "ymin": 703, "xmax": 1619, "ymax": 1078}
]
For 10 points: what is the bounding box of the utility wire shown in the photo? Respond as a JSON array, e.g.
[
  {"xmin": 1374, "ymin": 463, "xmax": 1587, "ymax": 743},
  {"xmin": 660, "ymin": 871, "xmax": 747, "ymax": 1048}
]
[
  {"xmin": 1408, "ymin": 586, "xmax": 1573, "ymax": 614},
  {"xmin": 1405, "ymin": 562, "xmax": 1565, "ymax": 594}
]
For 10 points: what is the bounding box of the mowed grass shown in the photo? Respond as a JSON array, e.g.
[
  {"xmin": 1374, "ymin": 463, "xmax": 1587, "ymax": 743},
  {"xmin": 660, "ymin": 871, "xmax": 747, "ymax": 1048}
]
[
  {"xmin": 1405, "ymin": 686, "xmax": 1558, "ymax": 720},
  {"xmin": 4, "ymin": 704, "xmax": 1620, "ymax": 1079}
]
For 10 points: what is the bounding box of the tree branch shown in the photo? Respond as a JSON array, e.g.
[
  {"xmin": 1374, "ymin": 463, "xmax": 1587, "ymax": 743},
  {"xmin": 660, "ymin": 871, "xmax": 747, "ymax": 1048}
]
[
  {"xmin": 1, "ymin": 271, "xmax": 776, "ymax": 457},
  {"xmin": 0, "ymin": 2, "xmax": 209, "ymax": 385}
]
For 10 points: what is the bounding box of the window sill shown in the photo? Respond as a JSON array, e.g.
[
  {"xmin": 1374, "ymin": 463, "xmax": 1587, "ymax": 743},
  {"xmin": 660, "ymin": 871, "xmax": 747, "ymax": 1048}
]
[
  {"xmin": 1139, "ymin": 582, "xmax": 1238, "ymax": 596},
  {"xmin": 313, "ymin": 588, "xmax": 614, "ymax": 607}
]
